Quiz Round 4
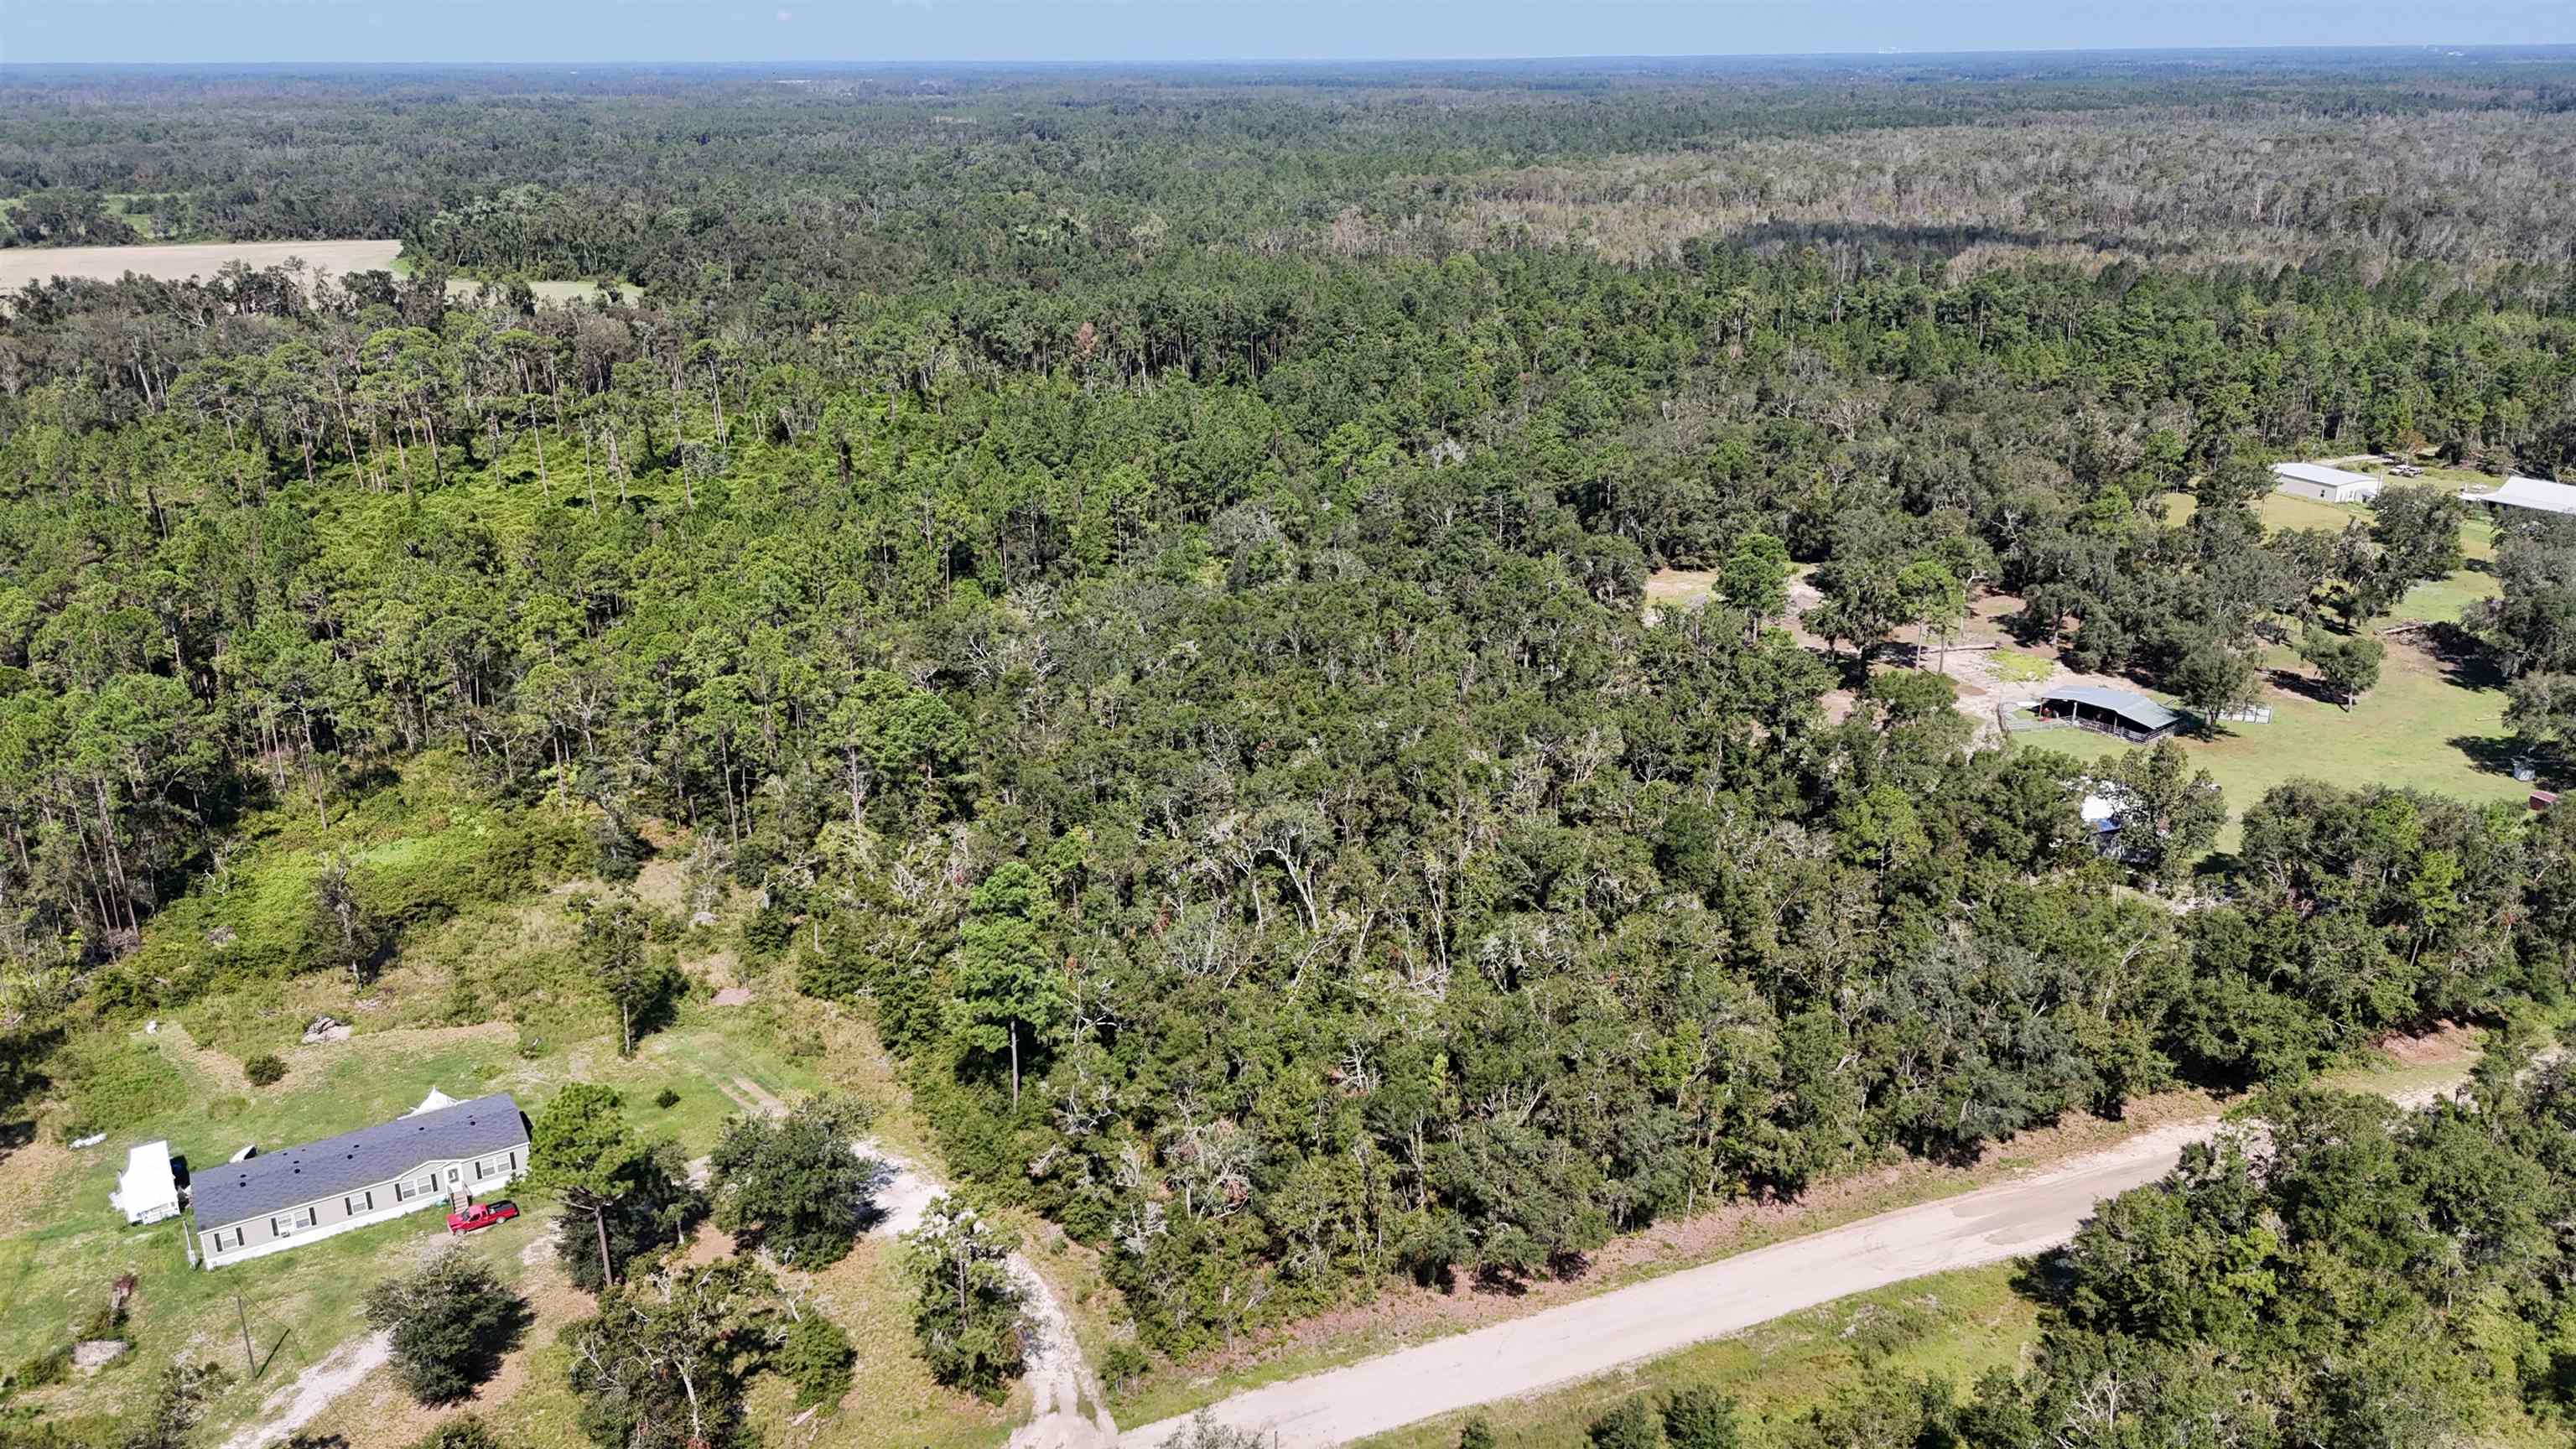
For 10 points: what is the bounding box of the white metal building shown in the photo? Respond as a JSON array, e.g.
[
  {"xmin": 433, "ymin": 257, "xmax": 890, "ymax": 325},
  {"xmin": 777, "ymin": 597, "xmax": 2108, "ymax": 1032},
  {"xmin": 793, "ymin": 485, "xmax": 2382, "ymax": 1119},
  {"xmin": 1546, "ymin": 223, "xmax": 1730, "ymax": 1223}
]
[
  {"xmin": 2270, "ymin": 462, "xmax": 2382, "ymax": 504},
  {"xmin": 2460, "ymin": 476, "xmax": 2576, "ymax": 517}
]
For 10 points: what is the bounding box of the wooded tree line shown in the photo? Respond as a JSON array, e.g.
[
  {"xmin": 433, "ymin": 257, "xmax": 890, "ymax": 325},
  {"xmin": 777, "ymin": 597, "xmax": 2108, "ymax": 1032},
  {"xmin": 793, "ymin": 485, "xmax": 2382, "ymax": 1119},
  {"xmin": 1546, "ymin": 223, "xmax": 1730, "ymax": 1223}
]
[
  {"xmin": 6, "ymin": 55, "xmax": 2576, "ymax": 289},
  {"xmin": 5, "ymin": 60, "xmax": 2576, "ymax": 1378}
]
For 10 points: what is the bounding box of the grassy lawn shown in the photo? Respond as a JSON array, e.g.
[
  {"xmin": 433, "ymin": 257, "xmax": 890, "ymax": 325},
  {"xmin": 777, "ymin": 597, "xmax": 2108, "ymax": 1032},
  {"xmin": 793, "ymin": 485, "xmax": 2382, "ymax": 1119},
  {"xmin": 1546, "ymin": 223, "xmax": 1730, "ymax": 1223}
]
[
  {"xmin": 1987, "ymin": 647, "xmax": 2054, "ymax": 683},
  {"xmin": 2392, "ymin": 564, "xmax": 2501, "ymax": 626},
  {"xmin": 2162, "ymin": 481, "xmax": 2502, "ymax": 561},
  {"xmin": 1352, "ymin": 1265, "xmax": 2038, "ymax": 1449},
  {"xmin": 2025, "ymin": 631, "xmax": 2533, "ymax": 854}
]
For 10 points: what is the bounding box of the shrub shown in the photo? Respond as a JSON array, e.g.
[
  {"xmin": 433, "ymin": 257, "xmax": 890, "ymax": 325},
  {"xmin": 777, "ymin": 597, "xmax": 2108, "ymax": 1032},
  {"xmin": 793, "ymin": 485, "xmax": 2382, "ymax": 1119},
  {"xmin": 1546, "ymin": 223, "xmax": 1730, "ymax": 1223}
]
[
  {"xmin": 5, "ymin": 1348, "xmax": 70, "ymax": 1395},
  {"xmin": 1588, "ymin": 1398, "xmax": 1664, "ymax": 1449},
  {"xmin": 1098, "ymin": 1341, "xmax": 1151, "ymax": 1399},
  {"xmin": 1662, "ymin": 1385, "xmax": 1742, "ymax": 1449},
  {"xmin": 652, "ymin": 1087, "xmax": 679, "ymax": 1109},
  {"xmin": 407, "ymin": 1416, "xmax": 502, "ymax": 1449},
  {"xmin": 361, "ymin": 1247, "xmax": 530, "ymax": 1405},
  {"xmin": 243, "ymin": 1054, "xmax": 287, "ymax": 1087},
  {"xmin": 776, "ymin": 1314, "xmax": 856, "ymax": 1408},
  {"xmin": 1458, "ymin": 1415, "xmax": 1495, "ymax": 1449},
  {"xmin": 740, "ymin": 903, "xmax": 796, "ymax": 959}
]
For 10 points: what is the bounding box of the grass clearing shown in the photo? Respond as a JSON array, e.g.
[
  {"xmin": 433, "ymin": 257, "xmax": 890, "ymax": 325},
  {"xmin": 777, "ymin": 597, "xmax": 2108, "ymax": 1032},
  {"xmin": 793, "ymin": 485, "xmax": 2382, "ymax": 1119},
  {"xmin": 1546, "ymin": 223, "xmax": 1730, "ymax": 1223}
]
[
  {"xmin": 1985, "ymin": 647, "xmax": 2054, "ymax": 684},
  {"xmin": 1351, "ymin": 1265, "xmax": 2038, "ymax": 1449},
  {"xmin": 2026, "ymin": 631, "xmax": 2532, "ymax": 854}
]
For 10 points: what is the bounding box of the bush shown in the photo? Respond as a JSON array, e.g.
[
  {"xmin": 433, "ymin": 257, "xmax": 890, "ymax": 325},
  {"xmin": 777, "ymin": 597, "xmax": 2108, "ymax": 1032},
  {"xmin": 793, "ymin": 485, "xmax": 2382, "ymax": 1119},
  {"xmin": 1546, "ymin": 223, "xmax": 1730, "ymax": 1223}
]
[
  {"xmin": 1662, "ymin": 1386, "xmax": 1742, "ymax": 1449},
  {"xmin": 776, "ymin": 1314, "xmax": 856, "ymax": 1408},
  {"xmin": 1588, "ymin": 1398, "xmax": 1664, "ymax": 1449},
  {"xmin": 361, "ymin": 1247, "xmax": 531, "ymax": 1405},
  {"xmin": 653, "ymin": 1087, "xmax": 679, "ymax": 1109},
  {"xmin": 407, "ymin": 1416, "xmax": 503, "ymax": 1449},
  {"xmin": 1458, "ymin": 1415, "xmax": 1495, "ymax": 1449},
  {"xmin": 1098, "ymin": 1341, "xmax": 1151, "ymax": 1399},
  {"xmin": 4, "ymin": 1348, "xmax": 70, "ymax": 1395},
  {"xmin": 242, "ymin": 1054, "xmax": 287, "ymax": 1087},
  {"xmin": 740, "ymin": 902, "xmax": 796, "ymax": 960}
]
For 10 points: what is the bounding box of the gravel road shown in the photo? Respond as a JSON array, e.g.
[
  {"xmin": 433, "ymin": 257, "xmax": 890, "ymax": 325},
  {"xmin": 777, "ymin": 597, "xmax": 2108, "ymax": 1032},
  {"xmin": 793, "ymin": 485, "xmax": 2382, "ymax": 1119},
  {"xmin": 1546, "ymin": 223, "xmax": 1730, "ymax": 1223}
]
[
  {"xmin": 1122, "ymin": 1067, "xmax": 2494, "ymax": 1449},
  {"xmin": 1119, "ymin": 1117, "xmax": 2219, "ymax": 1448}
]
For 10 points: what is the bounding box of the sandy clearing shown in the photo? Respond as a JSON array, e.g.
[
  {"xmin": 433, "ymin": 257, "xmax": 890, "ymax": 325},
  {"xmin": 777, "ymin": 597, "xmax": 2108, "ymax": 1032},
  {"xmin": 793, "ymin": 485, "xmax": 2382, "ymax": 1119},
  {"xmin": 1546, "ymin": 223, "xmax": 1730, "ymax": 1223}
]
[
  {"xmin": 0, "ymin": 239, "xmax": 402, "ymax": 291},
  {"xmin": 216, "ymin": 1329, "xmax": 392, "ymax": 1449},
  {"xmin": 1122, "ymin": 1070, "xmax": 2492, "ymax": 1449}
]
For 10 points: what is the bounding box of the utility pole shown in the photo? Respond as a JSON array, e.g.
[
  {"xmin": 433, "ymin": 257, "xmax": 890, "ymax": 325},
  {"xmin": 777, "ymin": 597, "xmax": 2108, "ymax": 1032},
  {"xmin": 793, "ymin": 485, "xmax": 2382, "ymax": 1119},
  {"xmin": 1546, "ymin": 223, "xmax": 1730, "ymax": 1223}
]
[{"xmin": 235, "ymin": 1292, "xmax": 255, "ymax": 1375}]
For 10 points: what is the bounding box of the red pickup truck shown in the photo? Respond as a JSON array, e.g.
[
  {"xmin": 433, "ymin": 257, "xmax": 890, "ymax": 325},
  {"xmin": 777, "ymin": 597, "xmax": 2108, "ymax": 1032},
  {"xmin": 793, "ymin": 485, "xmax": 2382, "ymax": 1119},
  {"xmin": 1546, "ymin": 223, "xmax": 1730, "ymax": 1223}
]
[{"xmin": 446, "ymin": 1201, "xmax": 520, "ymax": 1234}]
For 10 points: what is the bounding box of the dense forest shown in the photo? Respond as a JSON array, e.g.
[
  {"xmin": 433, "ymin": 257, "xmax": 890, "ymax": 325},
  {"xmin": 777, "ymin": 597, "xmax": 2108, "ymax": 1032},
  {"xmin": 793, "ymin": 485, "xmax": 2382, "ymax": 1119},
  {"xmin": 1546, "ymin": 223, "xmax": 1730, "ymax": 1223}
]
[{"xmin": 8, "ymin": 53, "xmax": 2576, "ymax": 1413}]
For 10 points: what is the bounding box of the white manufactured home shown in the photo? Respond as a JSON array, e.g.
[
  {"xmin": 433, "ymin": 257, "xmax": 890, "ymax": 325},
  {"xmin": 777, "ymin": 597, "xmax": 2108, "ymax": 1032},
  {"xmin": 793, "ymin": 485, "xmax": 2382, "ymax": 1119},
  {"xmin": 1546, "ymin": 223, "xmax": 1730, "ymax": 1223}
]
[
  {"xmin": 2270, "ymin": 462, "xmax": 2382, "ymax": 504},
  {"xmin": 190, "ymin": 1092, "xmax": 528, "ymax": 1268}
]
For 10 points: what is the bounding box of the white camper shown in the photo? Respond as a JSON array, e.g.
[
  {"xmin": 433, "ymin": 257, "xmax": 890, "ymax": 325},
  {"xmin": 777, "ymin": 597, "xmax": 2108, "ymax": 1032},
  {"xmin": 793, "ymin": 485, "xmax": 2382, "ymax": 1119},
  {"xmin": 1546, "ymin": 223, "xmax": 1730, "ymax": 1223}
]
[{"xmin": 111, "ymin": 1140, "xmax": 180, "ymax": 1226}]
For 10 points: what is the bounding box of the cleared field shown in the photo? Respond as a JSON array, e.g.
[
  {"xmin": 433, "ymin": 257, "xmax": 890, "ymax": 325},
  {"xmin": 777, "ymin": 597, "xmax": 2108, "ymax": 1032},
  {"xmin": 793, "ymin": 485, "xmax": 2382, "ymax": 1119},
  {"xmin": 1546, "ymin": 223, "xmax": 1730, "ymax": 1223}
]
[
  {"xmin": 0, "ymin": 238, "xmax": 402, "ymax": 289},
  {"xmin": 2164, "ymin": 482, "xmax": 2505, "ymax": 564},
  {"xmin": 2028, "ymin": 631, "xmax": 2532, "ymax": 854}
]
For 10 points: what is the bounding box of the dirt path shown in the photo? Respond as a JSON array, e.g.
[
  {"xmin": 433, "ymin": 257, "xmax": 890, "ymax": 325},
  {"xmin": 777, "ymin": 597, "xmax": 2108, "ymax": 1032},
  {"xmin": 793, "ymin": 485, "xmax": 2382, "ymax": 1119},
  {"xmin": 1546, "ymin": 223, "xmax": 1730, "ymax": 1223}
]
[
  {"xmin": 1120, "ymin": 1072, "xmax": 2485, "ymax": 1449},
  {"xmin": 729, "ymin": 1072, "xmax": 1113, "ymax": 1446},
  {"xmin": 859, "ymin": 1142, "xmax": 1115, "ymax": 1449},
  {"xmin": 215, "ymin": 1331, "xmax": 392, "ymax": 1449}
]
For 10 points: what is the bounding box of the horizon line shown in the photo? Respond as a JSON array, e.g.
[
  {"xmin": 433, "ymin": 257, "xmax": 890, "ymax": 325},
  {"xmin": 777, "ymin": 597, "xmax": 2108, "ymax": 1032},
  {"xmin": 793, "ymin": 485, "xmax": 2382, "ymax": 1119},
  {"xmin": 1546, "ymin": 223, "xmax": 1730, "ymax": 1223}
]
[{"xmin": 9, "ymin": 41, "xmax": 2576, "ymax": 71}]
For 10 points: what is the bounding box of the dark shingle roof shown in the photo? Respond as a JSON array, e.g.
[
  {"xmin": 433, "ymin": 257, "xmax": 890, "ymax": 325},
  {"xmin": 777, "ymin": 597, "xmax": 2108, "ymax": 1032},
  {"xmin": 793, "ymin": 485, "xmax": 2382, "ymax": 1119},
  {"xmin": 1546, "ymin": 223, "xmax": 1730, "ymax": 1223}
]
[
  {"xmin": 191, "ymin": 1092, "xmax": 527, "ymax": 1231},
  {"xmin": 2041, "ymin": 686, "xmax": 2181, "ymax": 732}
]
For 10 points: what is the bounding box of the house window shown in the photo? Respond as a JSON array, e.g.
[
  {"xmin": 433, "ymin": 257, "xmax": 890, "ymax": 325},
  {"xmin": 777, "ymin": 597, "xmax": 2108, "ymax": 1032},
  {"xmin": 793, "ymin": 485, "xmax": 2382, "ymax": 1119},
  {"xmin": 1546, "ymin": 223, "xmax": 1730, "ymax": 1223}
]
[
  {"xmin": 213, "ymin": 1228, "xmax": 242, "ymax": 1251},
  {"xmin": 475, "ymin": 1158, "xmax": 492, "ymax": 1180},
  {"xmin": 345, "ymin": 1190, "xmax": 373, "ymax": 1214},
  {"xmin": 273, "ymin": 1208, "xmax": 315, "ymax": 1237}
]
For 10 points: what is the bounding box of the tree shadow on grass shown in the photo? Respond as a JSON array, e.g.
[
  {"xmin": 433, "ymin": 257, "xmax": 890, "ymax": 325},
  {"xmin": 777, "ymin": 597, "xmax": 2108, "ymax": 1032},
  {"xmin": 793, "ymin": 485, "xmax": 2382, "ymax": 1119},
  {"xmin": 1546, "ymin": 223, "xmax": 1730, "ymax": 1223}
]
[
  {"xmin": 2449, "ymin": 735, "xmax": 2532, "ymax": 781},
  {"xmin": 2191, "ymin": 850, "xmax": 2243, "ymax": 886},
  {"xmin": 2420, "ymin": 623, "xmax": 2508, "ymax": 692},
  {"xmin": 2263, "ymin": 667, "xmax": 2343, "ymax": 707}
]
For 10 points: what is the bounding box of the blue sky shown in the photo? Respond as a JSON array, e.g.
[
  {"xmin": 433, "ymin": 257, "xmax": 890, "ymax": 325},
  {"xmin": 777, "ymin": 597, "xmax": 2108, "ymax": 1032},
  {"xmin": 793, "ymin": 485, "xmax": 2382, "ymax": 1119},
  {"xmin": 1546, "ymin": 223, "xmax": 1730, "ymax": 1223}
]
[{"xmin": 4, "ymin": 1, "xmax": 2571, "ymax": 66}]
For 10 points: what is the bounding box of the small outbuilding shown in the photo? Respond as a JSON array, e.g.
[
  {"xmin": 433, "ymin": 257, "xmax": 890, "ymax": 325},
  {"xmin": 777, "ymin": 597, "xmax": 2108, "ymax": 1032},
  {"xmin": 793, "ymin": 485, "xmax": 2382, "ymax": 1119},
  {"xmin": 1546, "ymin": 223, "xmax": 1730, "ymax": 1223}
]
[
  {"xmin": 2033, "ymin": 687, "xmax": 2184, "ymax": 743},
  {"xmin": 110, "ymin": 1140, "xmax": 180, "ymax": 1226},
  {"xmin": 2460, "ymin": 475, "xmax": 2576, "ymax": 518},
  {"xmin": 2271, "ymin": 462, "xmax": 2382, "ymax": 504}
]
